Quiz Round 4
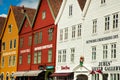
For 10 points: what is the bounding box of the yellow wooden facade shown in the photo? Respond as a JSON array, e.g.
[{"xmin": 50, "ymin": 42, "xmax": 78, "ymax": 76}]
[{"xmin": 1, "ymin": 6, "xmax": 18, "ymax": 80}]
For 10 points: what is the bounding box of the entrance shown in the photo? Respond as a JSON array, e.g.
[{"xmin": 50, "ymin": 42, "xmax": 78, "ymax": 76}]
[{"xmin": 77, "ymin": 74, "xmax": 88, "ymax": 80}]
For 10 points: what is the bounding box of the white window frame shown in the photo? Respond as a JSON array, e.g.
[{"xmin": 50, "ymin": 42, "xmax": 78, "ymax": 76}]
[
  {"xmin": 103, "ymin": 44, "xmax": 108, "ymax": 59},
  {"xmin": 92, "ymin": 46, "xmax": 96, "ymax": 60},
  {"xmin": 64, "ymin": 27, "xmax": 68, "ymax": 40},
  {"xmin": 60, "ymin": 29, "xmax": 63, "ymax": 41},
  {"xmin": 69, "ymin": 5, "xmax": 73, "ymax": 16},
  {"xmin": 38, "ymin": 51, "xmax": 42, "ymax": 63},
  {"xmin": 78, "ymin": 24, "xmax": 82, "ymax": 37},
  {"xmin": 58, "ymin": 50, "xmax": 62, "ymax": 62},
  {"xmin": 105, "ymin": 16, "xmax": 110, "ymax": 31},
  {"xmin": 93, "ymin": 19, "xmax": 97, "ymax": 34},
  {"xmin": 72, "ymin": 26, "xmax": 76, "ymax": 39},
  {"xmin": 62, "ymin": 49, "xmax": 66, "ymax": 62},
  {"xmin": 71, "ymin": 48, "xmax": 75, "ymax": 62},
  {"xmin": 111, "ymin": 43, "xmax": 116, "ymax": 58},
  {"xmin": 113, "ymin": 13, "xmax": 118, "ymax": 29}
]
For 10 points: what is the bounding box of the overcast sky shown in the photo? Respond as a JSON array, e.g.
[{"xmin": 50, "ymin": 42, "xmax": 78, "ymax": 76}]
[{"xmin": 0, "ymin": 0, "xmax": 39, "ymax": 17}]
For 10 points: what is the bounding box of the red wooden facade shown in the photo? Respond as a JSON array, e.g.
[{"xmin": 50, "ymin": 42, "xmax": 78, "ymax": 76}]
[
  {"xmin": 32, "ymin": 0, "xmax": 56, "ymax": 70},
  {"xmin": 18, "ymin": 18, "xmax": 32, "ymax": 71}
]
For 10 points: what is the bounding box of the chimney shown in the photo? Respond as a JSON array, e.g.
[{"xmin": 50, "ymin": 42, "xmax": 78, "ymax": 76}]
[{"xmin": 21, "ymin": 5, "xmax": 26, "ymax": 13}]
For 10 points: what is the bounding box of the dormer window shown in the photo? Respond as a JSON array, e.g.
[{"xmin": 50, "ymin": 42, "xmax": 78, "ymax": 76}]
[
  {"xmin": 42, "ymin": 11, "xmax": 46, "ymax": 20},
  {"xmin": 69, "ymin": 5, "xmax": 73, "ymax": 16},
  {"xmin": 8, "ymin": 24, "xmax": 12, "ymax": 32},
  {"xmin": 101, "ymin": 0, "xmax": 106, "ymax": 4}
]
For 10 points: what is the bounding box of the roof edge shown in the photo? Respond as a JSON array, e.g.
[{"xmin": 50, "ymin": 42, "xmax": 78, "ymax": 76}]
[
  {"xmin": 82, "ymin": 0, "xmax": 91, "ymax": 17},
  {"xmin": 55, "ymin": 0, "xmax": 67, "ymax": 25}
]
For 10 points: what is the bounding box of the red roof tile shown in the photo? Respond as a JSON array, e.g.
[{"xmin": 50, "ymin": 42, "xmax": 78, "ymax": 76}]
[
  {"xmin": 0, "ymin": 17, "xmax": 6, "ymax": 37},
  {"xmin": 48, "ymin": 0, "xmax": 63, "ymax": 18},
  {"xmin": 11, "ymin": 6, "xmax": 36, "ymax": 29},
  {"xmin": 78, "ymin": 0, "xmax": 86, "ymax": 10}
]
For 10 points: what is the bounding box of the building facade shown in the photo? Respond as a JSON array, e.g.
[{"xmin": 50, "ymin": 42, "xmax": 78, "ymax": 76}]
[
  {"xmin": 15, "ymin": 8, "xmax": 36, "ymax": 80},
  {"xmin": 53, "ymin": 0, "xmax": 87, "ymax": 80},
  {"xmin": 1, "ymin": 6, "xmax": 20, "ymax": 80},
  {"xmin": 83, "ymin": 0, "xmax": 120, "ymax": 80}
]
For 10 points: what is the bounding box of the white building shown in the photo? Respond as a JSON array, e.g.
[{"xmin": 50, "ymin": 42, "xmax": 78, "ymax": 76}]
[
  {"xmin": 83, "ymin": 0, "xmax": 120, "ymax": 80},
  {"xmin": 52, "ymin": 0, "xmax": 89, "ymax": 80}
]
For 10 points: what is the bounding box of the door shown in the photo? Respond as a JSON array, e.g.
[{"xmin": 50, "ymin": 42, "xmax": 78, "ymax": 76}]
[{"xmin": 77, "ymin": 74, "xmax": 88, "ymax": 80}]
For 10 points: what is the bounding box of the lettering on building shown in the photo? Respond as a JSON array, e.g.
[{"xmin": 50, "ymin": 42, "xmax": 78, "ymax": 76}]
[{"xmin": 86, "ymin": 34, "xmax": 118, "ymax": 44}]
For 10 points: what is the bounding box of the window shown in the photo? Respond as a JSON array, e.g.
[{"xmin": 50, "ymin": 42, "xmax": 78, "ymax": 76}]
[
  {"xmin": 12, "ymin": 56, "xmax": 16, "ymax": 66},
  {"xmin": 28, "ymin": 36, "xmax": 32, "ymax": 46},
  {"xmin": 20, "ymin": 38, "xmax": 23, "ymax": 48},
  {"xmin": 8, "ymin": 56, "xmax": 12, "ymax": 66},
  {"xmin": 62, "ymin": 49, "xmax": 66, "ymax": 62},
  {"xmin": 14, "ymin": 39, "xmax": 16, "ymax": 48},
  {"xmin": 92, "ymin": 74, "xmax": 99, "ymax": 80},
  {"xmin": 34, "ymin": 52, "xmax": 37, "ymax": 64},
  {"xmin": 69, "ymin": 5, "xmax": 73, "ymax": 16},
  {"xmin": 38, "ymin": 51, "xmax": 42, "ymax": 63},
  {"xmin": 101, "ymin": 0, "xmax": 106, "ymax": 4},
  {"xmin": 72, "ymin": 26, "xmax": 76, "ymax": 38},
  {"xmin": 60, "ymin": 29, "xmax": 63, "ymax": 41},
  {"xmin": 39, "ymin": 31, "xmax": 42, "ymax": 43},
  {"xmin": 71, "ymin": 48, "xmax": 75, "ymax": 62},
  {"xmin": 111, "ymin": 43, "xmax": 116, "ymax": 58},
  {"xmin": 113, "ymin": 13, "xmax": 118, "ymax": 29},
  {"xmin": 2, "ymin": 57, "xmax": 4, "ymax": 67},
  {"xmin": 8, "ymin": 24, "xmax": 12, "ymax": 32},
  {"xmin": 48, "ymin": 49, "xmax": 52, "ymax": 62},
  {"xmin": 58, "ymin": 50, "xmax": 62, "ymax": 62},
  {"xmin": 2, "ymin": 42, "xmax": 6, "ymax": 50},
  {"xmin": 34, "ymin": 32, "xmax": 39, "ymax": 44},
  {"xmin": 78, "ymin": 24, "xmax": 82, "ymax": 37},
  {"xmin": 105, "ymin": 16, "xmax": 110, "ymax": 31},
  {"xmin": 10, "ymin": 40, "xmax": 12, "ymax": 49},
  {"xmin": 64, "ymin": 28, "xmax": 68, "ymax": 40},
  {"xmin": 42, "ymin": 11, "xmax": 46, "ymax": 20},
  {"xmin": 92, "ymin": 46, "xmax": 96, "ymax": 60},
  {"xmin": 27, "ymin": 54, "xmax": 31, "ymax": 64},
  {"xmin": 93, "ymin": 19, "xmax": 97, "ymax": 34},
  {"xmin": 25, "ymin": 22, "xmax": 29, "ymax": 27},
  {"xmin": 103, "ymin": 44, "xmax": 108, "ymax": 59},
  {"xmin": 110, "ymin": 73, "xmax": 120, "ymax": 80},
  {"xmin": 48, "ymin": 28, "xmax": 54, "ymax": 41},
  {"xmin": 19, "ymin": 56, "xmax": 22, "ymax": 64}
]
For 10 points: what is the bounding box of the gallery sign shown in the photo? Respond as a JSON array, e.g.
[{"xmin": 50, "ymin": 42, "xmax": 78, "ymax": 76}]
[
  {"xmin": 86, "ymin": 34, "xmax": 118, "ymax": 44},
  {"xmin": 92, "ymin": 61, "xmax": 120, "ymax": 71}
]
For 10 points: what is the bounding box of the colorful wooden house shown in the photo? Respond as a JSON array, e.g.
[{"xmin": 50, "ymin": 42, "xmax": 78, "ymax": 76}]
[
  {"xmin": 15, "ymin": 8, "xmax": 36, "ymax": 80},
  {"xmin": 16, "ymin": 0, "xmax": 62, "ymax": 80},
  {"xmin": 0, "ymin": 5, "xmax": 36, "ymax": 80}
]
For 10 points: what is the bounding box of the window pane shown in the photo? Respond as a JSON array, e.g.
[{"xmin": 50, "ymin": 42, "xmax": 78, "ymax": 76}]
[
  {"xmin": 38, "ymin": 51, "xmax": 41, "ymax": 63},
  {"xmin": 48, "ymin": 49, "xmax": 52, "ymax": 62}
]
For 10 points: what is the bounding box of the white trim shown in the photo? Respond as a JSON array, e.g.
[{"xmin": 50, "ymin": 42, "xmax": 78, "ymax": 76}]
[{"xmin": 82, "ymin": 0, "xmax": 91, "ymax": 17}]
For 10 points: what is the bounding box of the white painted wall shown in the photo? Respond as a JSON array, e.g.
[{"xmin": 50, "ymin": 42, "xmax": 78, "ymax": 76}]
[{"xmin": 83, "ymin": 0, "xmax": 120, "ymax": 80}]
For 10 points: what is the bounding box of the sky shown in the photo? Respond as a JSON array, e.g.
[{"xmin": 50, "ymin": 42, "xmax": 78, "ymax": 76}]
[{"xmin": 0, "ymin": 0, "xmax": 39, "ymax": 17}]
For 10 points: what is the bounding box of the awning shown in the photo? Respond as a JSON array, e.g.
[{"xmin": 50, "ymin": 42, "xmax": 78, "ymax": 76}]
[
  {"xmin": 50, "ymin": 72, "xmax": 73, "ymax": 77},
  {"xmin": 24, "ymin": 70, "xmax": 43, "ymax": 76},
  {"xmin": 14, "ymin": 71, "xmax": 27, "ymax": 77}
]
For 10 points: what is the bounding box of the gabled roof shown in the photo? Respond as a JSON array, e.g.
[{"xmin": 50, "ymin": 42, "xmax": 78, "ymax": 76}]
[
  {"xmin": 77, "ymin": 0, "xmax": 86, "ymax": 11},
  {"xmin": 55, "ymin": 0, "xmax": 86, "ymax": 24},
  {"xmin": 19, "ymin": 8, "xmax": 36, "ymax": 33},
  {"xmin": 1, "ymin": 5, "xmax": 36, "ymax": 39},
  {"xmin": 0, "ymin": 17, "xmax": 6, "ymax": 38},
  {"xmin": 11, "ymin": 6, "xmax": 36, "ymax": 29},
  {"xmin": 47, "ymin": 0, "xmax": 63, "ymax": 20},
  {"xmin": 32, "ymin": 0, "xmax": 63, "ymax": 27}
]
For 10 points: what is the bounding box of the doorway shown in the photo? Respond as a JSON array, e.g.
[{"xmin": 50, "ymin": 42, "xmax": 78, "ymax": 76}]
[{"xmin": 77, "ymin": 74, "xmax": 88, "ymax": 80}]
